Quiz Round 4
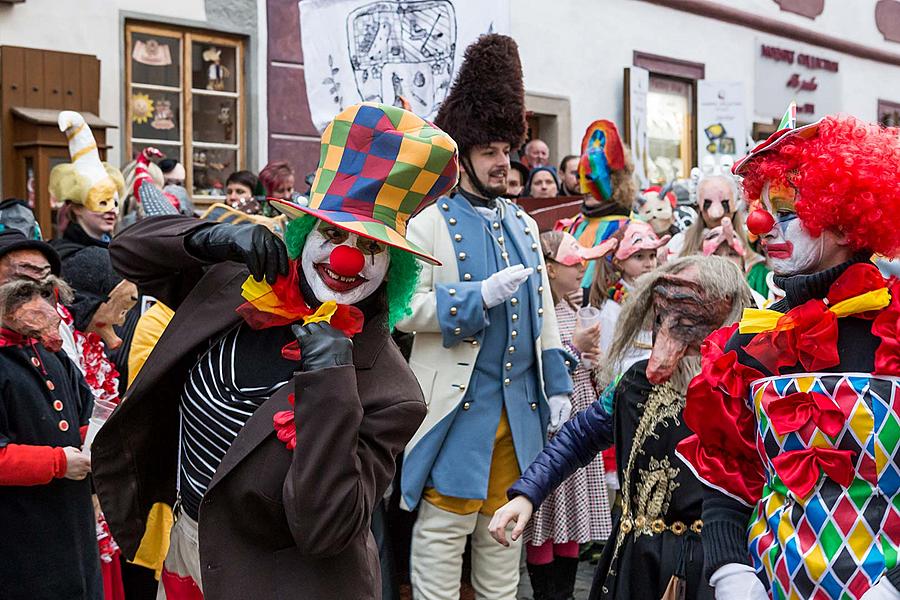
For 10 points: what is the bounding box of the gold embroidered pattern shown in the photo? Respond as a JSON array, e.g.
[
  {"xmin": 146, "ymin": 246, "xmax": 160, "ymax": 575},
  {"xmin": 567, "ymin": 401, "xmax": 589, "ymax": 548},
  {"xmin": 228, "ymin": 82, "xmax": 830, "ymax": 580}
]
[
  {"xmin": 634, "ymin": 456, "xmax": 681, "ymax": 524},
  {"xmin": 611, "ymin": 382, "xmax": 685, "ymax": 561}
]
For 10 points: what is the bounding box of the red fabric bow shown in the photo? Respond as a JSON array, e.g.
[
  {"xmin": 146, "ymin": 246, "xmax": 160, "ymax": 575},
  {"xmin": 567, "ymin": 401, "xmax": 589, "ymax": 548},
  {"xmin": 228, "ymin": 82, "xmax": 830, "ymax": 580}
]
[
  {"xmin": 766, "ymin": 391, "xmax": 845, "ymax": 438},
  {"xmin": 273, "ymin": 393, "xmax": 297, "ymax": 450},
  {"xmin": 771, "ymin": 446, "xmax": 855, "ymax": 497},
  {"xmin": 744, "ymin": 300, "xmax": 839, "ymax": 373},
  {"xmin": 744, "ymin": 263, "xmax": 889, "ymax": 374}
]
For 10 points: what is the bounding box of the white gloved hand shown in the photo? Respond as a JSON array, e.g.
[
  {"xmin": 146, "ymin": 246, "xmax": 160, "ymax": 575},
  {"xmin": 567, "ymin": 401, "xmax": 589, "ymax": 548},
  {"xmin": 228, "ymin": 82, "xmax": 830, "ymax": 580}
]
[
  {"xmin": 547, "ymin": 394, "xmax": 572, "ymax": 434},
  {"xmin": 709, "ymin": 564, "xmax": 768, "ymax": 600},
  {"xmin": 861, "ymin": 578, "xmax": 900, "ymax": 600},
  {"xmin": 481, "ymin": 264, "xmax": 534, "ymax": 309}
]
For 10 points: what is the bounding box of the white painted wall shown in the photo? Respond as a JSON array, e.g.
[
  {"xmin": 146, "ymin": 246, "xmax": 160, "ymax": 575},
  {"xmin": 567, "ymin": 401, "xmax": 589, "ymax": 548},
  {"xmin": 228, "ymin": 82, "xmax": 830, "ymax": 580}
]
[
  {"xmin": 0, "ymin": 0, "xmax": 207, "ymax": 166},
  {"xmin": 512, "ymin": 0, "xmax": 900, "ymax": 156}
]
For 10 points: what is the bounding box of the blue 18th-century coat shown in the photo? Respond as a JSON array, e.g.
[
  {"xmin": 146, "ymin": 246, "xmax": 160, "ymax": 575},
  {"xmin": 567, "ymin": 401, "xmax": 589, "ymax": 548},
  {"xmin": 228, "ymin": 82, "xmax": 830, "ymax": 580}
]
[{"xmin": 398, "ymin": 194, "xmax": 572, "ymax": 509}]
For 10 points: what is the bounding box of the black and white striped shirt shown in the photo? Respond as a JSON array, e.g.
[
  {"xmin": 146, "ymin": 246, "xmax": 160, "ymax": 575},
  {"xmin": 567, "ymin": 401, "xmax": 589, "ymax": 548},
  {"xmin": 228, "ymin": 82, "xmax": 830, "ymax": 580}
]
[{"xmin": 178, "ymin": 323, "xmax": 296, "ymax": 519}]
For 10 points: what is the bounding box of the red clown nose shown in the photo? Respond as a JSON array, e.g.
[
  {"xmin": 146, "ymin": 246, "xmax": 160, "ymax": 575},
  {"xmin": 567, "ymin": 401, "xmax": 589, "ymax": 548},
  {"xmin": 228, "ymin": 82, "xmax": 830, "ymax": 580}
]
[
  {"xmin": 329, "ymin": 244, "xmax": 365, "ymax": 277},
  {"xmin": 746, "ymin": 209, "xmax": 776, "ymax": 236}
]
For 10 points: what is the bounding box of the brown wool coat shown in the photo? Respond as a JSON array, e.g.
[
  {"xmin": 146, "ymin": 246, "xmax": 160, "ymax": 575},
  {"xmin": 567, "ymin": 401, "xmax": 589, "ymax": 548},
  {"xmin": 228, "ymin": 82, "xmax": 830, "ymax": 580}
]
[{"xmin": 91, "ymin": 215, "xmax": 426, "ymax": 600}]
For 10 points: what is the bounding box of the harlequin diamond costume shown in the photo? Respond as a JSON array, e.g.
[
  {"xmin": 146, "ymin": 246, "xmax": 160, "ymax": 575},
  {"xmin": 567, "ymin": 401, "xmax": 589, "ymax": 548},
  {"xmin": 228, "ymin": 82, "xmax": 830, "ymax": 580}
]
[
  {"xmin": 91, "ymin": 103, "xmax": 459, "ymax": 600},
  {"xmin": 397, "ymin": 34, "xmax": 573, "ymax": 599},
  {"xmin": 676, "ymin": 115, "xmax": 900, "ymax": 600}
]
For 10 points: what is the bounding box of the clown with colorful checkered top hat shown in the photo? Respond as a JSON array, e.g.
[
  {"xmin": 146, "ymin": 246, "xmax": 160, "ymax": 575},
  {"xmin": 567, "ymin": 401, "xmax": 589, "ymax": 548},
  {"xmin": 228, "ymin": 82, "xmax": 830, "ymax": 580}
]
[
  {"xmin": 395, "ymin": 34, "xmax": 574, "ymax": 599},
  {"xmin": 90, "ymin": 102, "xmax": 458, "ymax": 600}
]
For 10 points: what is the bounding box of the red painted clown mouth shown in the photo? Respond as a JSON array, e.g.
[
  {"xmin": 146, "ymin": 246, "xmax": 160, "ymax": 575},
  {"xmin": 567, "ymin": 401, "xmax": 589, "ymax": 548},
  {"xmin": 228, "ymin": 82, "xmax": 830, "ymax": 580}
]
[
  {"xmin": 314, "ymin": 263, "xmax": 368, "ymax": 293},
  {"xmin": 764, "ymin": 242, "xmax": 794, "ymax": 259}
]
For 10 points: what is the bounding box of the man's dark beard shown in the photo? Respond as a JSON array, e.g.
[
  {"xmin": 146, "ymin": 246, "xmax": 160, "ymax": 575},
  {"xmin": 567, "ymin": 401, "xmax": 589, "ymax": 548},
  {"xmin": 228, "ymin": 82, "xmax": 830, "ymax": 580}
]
[
  {"xmin": 460, "ymin": 154, "xmax": 506, "ymax": 201},
  {"xmin": 298, "ymin": 264, "xmax": 387, "ymax": 323}
]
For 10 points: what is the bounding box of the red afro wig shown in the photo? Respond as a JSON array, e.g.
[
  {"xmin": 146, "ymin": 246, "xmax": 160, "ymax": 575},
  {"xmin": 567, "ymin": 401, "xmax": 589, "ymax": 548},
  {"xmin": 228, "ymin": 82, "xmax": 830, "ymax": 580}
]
[{"xmin": 740, "ymin": 115, "xmax": 900, "ymax": 257}]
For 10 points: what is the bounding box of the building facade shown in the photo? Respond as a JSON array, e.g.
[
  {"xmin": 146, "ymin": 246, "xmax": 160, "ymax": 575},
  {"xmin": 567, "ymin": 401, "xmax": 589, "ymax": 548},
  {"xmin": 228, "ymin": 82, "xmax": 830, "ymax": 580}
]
[
  {"xmin": 2, "ymin": 0, "xmax": 899, "ymax": 233},
  {"xmin": 513, "ymin": 0, "xmax": 900, "ymax": 184}
]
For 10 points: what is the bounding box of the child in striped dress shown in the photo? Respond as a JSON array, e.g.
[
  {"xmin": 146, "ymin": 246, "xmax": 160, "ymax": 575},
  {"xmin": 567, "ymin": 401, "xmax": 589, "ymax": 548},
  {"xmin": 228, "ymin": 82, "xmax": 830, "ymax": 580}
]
[{"xmin": 525, "ymin": 231, "xmax": 613, "ymax": 599}]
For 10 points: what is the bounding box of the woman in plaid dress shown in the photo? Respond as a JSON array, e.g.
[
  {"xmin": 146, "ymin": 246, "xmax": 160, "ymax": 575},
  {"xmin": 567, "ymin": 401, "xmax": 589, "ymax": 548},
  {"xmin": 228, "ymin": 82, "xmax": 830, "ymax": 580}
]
[{"xmin": 524, "ymin": 231, "xmax": 612, "ymax": 599}]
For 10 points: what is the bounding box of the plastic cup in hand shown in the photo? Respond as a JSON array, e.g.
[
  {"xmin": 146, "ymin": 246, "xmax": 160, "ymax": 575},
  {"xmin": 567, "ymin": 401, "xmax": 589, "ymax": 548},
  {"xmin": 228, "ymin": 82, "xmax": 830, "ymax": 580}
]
[
  {"xmin": 575, "ymin": 306, "xmax": 602, "ymax": 369},
  {"xmin": 83, "ymin": 400, "xmax": 117, "ymax": 455},
  {"xmin": 91, "ymin": 399, "xmax": 116, "ymax": 420},
  {"xmin": 82, "ymin": 417, "xmax": 105, "ymax": 455}
]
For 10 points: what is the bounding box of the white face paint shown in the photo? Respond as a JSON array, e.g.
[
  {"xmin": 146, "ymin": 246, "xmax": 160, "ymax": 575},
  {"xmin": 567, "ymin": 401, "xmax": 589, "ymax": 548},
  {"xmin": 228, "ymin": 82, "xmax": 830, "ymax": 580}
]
[
  {"xmin": 759, "ymin": 181, "xmax": 824, "ymax": 276},
  {"xmin": 300, "ymin": 223, "xmax": 390, "ymax": 305}
]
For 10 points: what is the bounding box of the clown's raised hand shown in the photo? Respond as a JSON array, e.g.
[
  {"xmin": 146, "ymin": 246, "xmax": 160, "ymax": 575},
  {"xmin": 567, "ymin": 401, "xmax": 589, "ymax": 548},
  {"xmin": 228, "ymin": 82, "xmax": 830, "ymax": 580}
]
[
  {"xmin": 186, "ymin": 222, "xmax": 288, "ymax": 284},
  {"xmin": 291, "ymin": 321, "xmax": 353, "ymax": 371}
]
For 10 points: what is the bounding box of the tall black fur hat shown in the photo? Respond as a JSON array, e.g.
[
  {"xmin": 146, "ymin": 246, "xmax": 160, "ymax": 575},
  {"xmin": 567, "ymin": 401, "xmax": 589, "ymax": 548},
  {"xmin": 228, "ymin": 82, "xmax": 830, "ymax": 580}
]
[{"xmin": 435, "ymin": 34, "xmax": 527, "ymax": 154}]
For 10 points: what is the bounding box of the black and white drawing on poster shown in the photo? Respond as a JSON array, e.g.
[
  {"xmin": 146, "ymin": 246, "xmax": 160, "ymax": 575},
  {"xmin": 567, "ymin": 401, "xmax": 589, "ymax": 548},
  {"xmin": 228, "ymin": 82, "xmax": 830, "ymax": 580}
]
[{"xmin": 300, "ymin": 0, "xmax": 510, "ymax": 132}]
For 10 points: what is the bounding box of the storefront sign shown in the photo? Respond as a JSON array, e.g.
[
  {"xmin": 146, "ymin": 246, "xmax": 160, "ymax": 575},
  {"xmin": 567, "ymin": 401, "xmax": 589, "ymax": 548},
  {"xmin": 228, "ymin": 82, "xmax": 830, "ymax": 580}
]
[
  {"xmin": 755, "ymin": 38, "xmax": 841, "ymax": 122},
  {"xmin": 299, "ymin": 0, "xmax": 510, "ymax": 131},
  {"xmin": 626, "ymin": 66, "xmax": 650, "ymax": 188},
  {"xmin": 697, "ymin": 81, "xmax": 746, "ymax": 166}
]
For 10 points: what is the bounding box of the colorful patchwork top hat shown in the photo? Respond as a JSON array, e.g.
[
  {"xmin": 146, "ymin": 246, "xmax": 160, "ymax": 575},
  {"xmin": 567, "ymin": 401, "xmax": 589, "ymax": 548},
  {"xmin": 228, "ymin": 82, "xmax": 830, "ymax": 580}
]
[{"xmin": 270, "ymin": 102, "xmax": 459, "ymax": 265}]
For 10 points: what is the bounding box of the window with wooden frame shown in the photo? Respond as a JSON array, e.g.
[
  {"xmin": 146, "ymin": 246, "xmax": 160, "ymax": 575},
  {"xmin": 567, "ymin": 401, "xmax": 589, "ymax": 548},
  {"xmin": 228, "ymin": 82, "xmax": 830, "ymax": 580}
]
[
  {"xmin": 633, "ymin": 51, "xmax": 704, "ymax": 184},
  {"xmin": 878, "ymin": 99, "xmax": 900, "ymax": 128},
  {"xmin": 125, "ymin": 21, "xmax": 244, "ymax": 205}
]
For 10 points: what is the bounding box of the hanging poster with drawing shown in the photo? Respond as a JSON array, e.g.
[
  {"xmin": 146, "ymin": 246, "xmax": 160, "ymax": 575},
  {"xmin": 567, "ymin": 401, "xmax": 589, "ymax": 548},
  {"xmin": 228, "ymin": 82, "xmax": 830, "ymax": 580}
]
[{"xmin": 299, "ymin": 0, "xmax": 510, "ymax": 131}]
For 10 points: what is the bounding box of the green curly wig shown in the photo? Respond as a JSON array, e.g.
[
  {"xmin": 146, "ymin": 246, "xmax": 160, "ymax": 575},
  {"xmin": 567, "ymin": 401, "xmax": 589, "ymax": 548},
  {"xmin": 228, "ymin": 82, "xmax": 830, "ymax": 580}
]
[{"xmin": 284, "ymin": 214, "xmax": 421, "ymax": 329}]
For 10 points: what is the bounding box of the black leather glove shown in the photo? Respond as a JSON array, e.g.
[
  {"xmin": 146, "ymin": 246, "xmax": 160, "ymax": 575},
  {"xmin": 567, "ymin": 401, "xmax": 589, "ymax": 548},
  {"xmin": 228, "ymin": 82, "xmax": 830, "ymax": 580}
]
[
  {"xmin": 185, "ymin": 223, "xmax": 288, "ymax": 284},
  {"xmin": 291, "ymin": 321, "xmax": 354, "ymax": 371}
]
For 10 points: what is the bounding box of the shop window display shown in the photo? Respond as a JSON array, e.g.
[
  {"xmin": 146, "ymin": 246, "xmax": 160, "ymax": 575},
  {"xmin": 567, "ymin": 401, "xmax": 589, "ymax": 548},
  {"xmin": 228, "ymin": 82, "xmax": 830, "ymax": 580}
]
[
  {"xmin": 125, "ymin": 22, "xmax": 244, "ymax": 205},
  {"xmin": 646, "ymin": 75, "xmax": 693, "ymax": 183}
]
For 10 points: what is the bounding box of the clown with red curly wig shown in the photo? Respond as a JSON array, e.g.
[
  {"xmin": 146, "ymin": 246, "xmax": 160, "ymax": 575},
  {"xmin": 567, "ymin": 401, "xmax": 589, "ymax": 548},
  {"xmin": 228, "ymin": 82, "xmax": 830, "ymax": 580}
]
[{"xmin": 676, "ymin": 115, "xmax": 900, "ymax": 600}]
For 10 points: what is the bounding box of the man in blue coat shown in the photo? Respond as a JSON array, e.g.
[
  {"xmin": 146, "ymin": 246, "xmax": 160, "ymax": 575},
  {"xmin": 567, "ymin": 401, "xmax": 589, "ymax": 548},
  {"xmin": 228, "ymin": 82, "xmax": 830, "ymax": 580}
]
[{"xmin": 397, "ymin": 34, "xmax": 573, "ymax": 599}]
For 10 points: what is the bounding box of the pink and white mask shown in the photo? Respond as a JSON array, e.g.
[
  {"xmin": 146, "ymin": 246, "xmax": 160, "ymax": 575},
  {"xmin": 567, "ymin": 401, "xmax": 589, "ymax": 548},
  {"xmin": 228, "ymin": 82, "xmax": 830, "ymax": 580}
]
[
  {"xmin": 301, "ymin": 222, "xmax": 390, "ymax": 305},
  {"xmin": 615, "ymin": 221, "xmax": 670, "ymax": 261},
  {"xmin": 697, "ymin": 176, "xmax": 736, "ymax": 228},
  {"xmin": 702, "ymin": 217, "xmax": 745, "ymax": 258},
  {"xmin": 551, "ymin": 232, "xmax": 618, "ymax": 266}
]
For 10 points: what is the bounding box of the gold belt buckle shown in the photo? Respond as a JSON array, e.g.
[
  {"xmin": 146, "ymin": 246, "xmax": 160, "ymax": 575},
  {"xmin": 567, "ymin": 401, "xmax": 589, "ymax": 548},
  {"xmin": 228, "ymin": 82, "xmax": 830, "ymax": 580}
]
[
  {"xmin": 670, "ymin": 521, "xmax": 687, "ymax": 535},
  {"xmin": 650, "ymin": 519, "xmax": 666, "ymax": 534},
  {"xmin": 620, "ymin": 518, "xmax": 633, "ymax": 534},
  {"xmin": 690, "ymin": 519, "xmax": 703, "ymax": 534}
]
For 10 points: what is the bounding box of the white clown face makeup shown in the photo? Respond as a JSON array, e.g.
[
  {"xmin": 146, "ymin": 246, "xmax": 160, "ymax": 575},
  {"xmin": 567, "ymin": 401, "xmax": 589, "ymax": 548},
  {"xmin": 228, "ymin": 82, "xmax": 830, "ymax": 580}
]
[
  {"xmin": 759, "ymin": 180, "xmax": 824, "ymax": 276},
  {"xmin": 300, "ymin": 222, "xmax": 390, "ymax": 305}
]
